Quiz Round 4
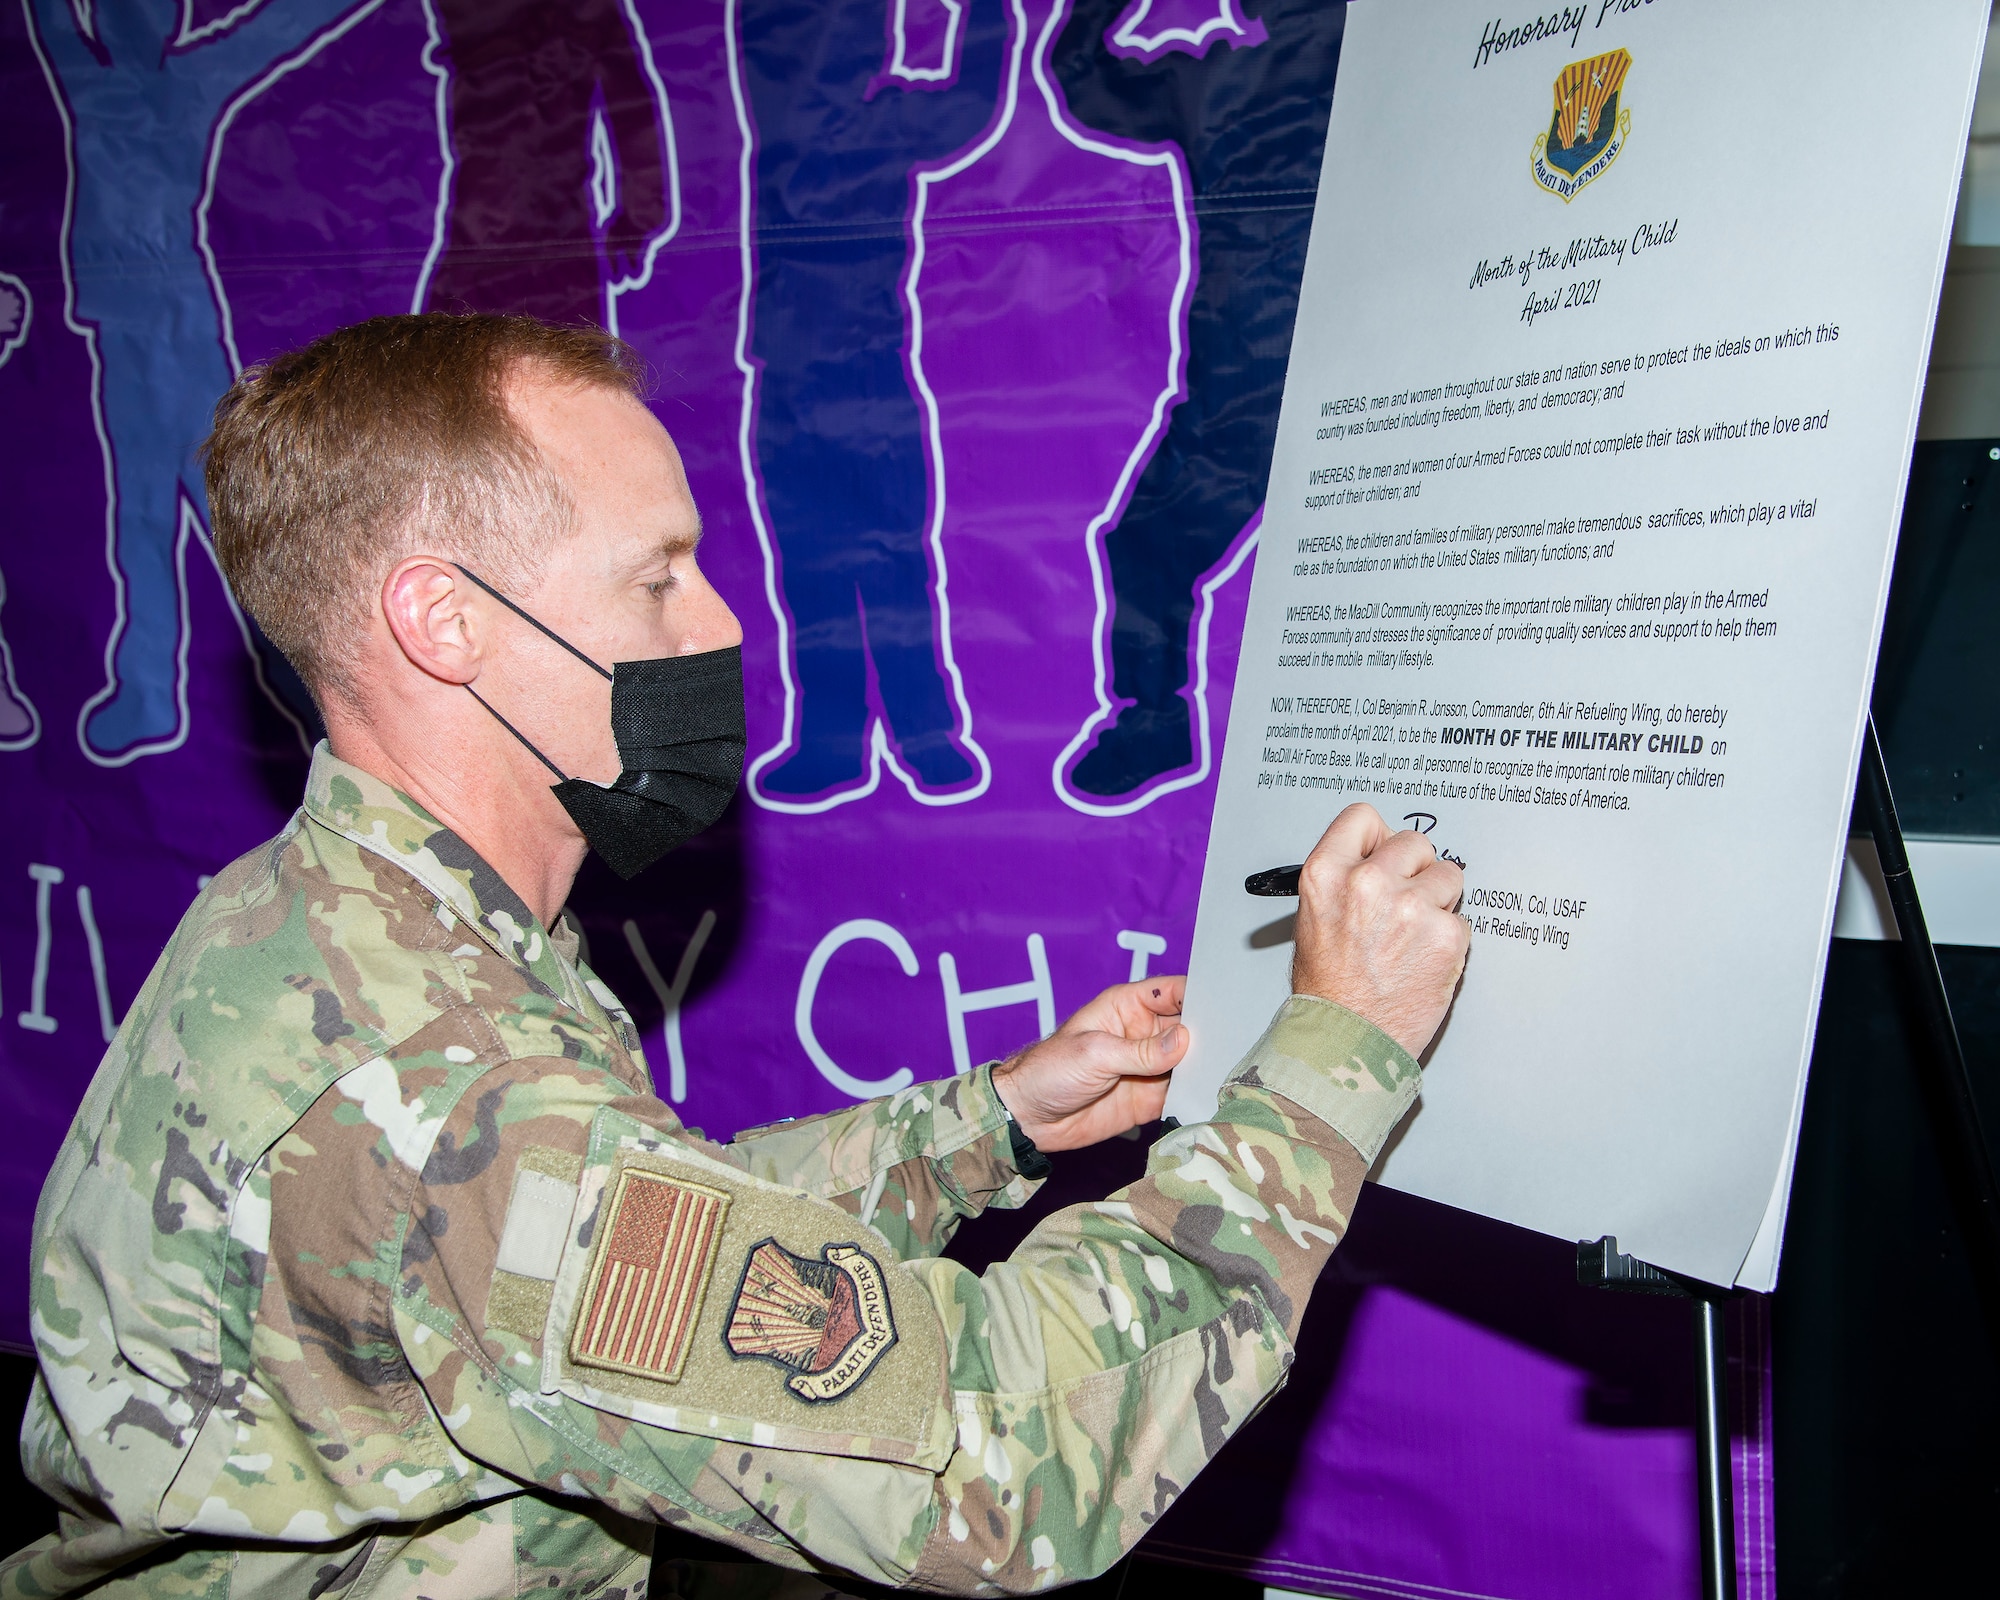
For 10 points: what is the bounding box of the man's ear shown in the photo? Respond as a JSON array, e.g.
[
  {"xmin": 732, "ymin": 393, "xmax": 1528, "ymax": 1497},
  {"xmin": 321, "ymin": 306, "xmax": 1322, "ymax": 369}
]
[{"xmin": 381, "ymin": 559, "xmax": 483, "ymax": 685}]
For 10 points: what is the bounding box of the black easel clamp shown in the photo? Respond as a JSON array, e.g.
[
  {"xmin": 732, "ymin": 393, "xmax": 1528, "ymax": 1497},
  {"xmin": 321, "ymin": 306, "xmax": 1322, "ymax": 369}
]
[{"xmin": 1577, "ymin": 1235, "xmax": 1699, "ymax": 1297}]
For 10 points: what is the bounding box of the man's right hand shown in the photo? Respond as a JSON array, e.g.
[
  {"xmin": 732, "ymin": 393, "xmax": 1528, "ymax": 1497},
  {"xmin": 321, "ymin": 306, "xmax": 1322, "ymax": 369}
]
[{"xmin": 1291, "ymin": 804, "xmax": 1471, "ymax": 1059}]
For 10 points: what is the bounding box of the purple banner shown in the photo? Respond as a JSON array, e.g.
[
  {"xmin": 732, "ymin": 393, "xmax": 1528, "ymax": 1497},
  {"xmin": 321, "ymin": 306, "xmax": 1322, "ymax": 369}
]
[{"xmin": 0, "ymin": 1, "xmax": 1771, "ymax": 1593}]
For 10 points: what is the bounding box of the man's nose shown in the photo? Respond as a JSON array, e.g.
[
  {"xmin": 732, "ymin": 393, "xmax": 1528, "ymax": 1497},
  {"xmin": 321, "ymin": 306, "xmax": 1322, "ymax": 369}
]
[{"xmin": 687, "ymin": 567, "xmax": 743, "ymax": 653}]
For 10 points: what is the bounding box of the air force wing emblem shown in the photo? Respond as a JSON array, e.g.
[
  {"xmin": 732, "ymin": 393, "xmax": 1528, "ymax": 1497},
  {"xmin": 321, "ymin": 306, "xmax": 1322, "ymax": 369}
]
[
  {"xmin": 724, "ymin": 1239, "xmax": 898, "ymax": 1402},
  {"xmin": 1532, "ymin": 49, "xmax": 1632, "ymax": 202}
]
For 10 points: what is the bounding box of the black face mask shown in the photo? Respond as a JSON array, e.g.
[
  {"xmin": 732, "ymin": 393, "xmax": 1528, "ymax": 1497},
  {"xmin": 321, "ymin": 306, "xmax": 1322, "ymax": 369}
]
[{"xmin": 456, "ymin": 568, "xmax": 746, "ymax": 879}]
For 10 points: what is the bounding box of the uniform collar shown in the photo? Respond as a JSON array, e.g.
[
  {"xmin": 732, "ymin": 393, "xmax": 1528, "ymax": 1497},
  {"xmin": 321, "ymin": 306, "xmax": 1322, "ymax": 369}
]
[{"xmin": 302, "ymin": 741, "xmax": 577, "ymax": 997}]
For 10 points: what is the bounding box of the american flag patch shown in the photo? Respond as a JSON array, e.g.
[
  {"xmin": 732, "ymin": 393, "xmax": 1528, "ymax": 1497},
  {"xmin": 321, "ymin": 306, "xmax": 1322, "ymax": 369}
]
[{"xmin": 570, "ymin": 1169, "xmax": 730, "ymax": 1382}]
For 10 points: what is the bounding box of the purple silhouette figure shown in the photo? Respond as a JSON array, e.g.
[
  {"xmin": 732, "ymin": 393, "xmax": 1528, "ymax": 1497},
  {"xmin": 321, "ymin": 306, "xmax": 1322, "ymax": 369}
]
[{"xmin": 422, "ymin": 0, "xmax": 673, "ymax": 328}]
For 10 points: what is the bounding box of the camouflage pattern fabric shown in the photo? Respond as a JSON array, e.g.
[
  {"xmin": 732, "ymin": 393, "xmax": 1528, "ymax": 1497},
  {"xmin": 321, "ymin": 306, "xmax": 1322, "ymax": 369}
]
[{"xmin": 4, "ymin": 746, "xmax": 1419, "ymax": 1597}]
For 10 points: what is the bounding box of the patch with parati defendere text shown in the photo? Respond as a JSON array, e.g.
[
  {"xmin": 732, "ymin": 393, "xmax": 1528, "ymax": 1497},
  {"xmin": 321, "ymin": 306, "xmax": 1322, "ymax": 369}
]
[{"xmin": 723, "ymin": 1239, "xmax": 898, "ymax": 1401}]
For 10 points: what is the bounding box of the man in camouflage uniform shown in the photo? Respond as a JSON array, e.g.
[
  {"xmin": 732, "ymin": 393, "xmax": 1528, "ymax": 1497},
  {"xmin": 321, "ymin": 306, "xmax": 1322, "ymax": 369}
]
[{"xmin": 4, "ymin": 316, "xmax": 1469, "ymax": 1596}]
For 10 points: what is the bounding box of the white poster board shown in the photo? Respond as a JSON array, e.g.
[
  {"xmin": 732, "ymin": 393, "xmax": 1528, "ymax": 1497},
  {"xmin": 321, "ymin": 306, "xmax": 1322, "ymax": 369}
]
[{"xmin": 1171, "ymin": 0, "xmax": 1988, "ymax": 1290}]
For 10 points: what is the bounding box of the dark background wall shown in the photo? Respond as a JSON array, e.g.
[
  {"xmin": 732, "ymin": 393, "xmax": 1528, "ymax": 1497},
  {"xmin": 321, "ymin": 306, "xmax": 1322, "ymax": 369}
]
[{"xmin": 1765, "ymin": 424, "xmax": 2000, "ymax": 1596}]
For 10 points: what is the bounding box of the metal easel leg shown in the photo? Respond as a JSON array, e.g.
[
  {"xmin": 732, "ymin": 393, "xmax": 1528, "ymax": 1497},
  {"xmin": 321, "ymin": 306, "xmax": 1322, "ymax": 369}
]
[
  {"xmin": 1578, "ymin": 1240, "xmax": 1736, "ymax": 1599},
  {"xmin": 1692, "ymin": 1296, "xmax": 1737, "ymax": 1600}
]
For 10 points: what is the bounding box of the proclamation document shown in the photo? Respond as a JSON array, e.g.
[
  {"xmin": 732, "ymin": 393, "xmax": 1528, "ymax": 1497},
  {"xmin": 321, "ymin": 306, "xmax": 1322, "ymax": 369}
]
[{"xmin": 1171, "ymin": 0, "xmax": 1989, "ymax": 1289}]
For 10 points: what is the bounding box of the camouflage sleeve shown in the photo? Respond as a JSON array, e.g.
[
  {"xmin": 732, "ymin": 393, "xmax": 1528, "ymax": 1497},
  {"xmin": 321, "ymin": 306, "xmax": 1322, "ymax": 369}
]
[
  {"xmin": 393, "ymin": 997, "xmax": 1416, "ymax": 1593},
  {"xmin": 712, "ymin": 1065, "xmax": 1042, "ymax": 1260}
]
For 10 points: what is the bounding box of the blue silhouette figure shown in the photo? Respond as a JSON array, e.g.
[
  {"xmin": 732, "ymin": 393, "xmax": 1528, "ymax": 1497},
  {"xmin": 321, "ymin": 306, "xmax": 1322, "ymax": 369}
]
[
  {"xmin": 1056, "ymin": 0, "xmax": 1345, "ymax": 797},
  {"xmin": 27, "ymin": 0, "xmax": 364, "ymax": 763},
  {"xmin": 0, "ymin": 276, "xmax": 35, "ymax": 750},
  {"xmin": 739, "ymin": 0, "xmax": 1005, "ymax": 802}
]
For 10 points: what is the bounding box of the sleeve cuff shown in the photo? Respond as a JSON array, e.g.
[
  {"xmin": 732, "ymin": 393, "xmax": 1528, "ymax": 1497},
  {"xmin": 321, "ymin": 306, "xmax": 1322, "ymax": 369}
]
[
  {"xmin": 981, "ymin": 1062, "xmax": 1052, "ymax": 1179},
  {"xmin": 1220, "ymin": 995, "xmax": 1422, "ymax": 1165}
]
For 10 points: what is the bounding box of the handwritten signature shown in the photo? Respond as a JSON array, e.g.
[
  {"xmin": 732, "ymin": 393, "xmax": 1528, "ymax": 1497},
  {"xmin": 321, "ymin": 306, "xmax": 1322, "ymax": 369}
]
[{"xmin": 1402, "ymin": 812, "xmax": 1467, "ymax": 869}]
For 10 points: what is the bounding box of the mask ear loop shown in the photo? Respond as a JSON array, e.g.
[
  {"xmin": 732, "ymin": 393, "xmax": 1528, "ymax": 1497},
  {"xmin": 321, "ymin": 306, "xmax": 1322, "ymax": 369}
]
[
  {"xmin": 451, "ymin": 565, "xmax": 611, "ymax": 779},
  {"xmin": 465, "ymin": 685, "xmax": 571, "ymax": 783},
  {"xmin": 454, "ymin": 564, "xmax": 614, "ymax": 681}
]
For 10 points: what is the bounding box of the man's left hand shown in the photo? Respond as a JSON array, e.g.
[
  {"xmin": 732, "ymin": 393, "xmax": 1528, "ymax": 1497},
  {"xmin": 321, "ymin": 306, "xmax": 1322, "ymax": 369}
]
[{"xmin": 990, "ymin": 977, "xmax": 1188, "ymax": 1153}]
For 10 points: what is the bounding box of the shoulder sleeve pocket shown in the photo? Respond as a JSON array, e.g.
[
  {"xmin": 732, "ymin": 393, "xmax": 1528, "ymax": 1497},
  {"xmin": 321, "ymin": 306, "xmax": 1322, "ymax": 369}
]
[{"xmin": 541, "ymin": 1106, "xmax": 955, "ymax": 1470}]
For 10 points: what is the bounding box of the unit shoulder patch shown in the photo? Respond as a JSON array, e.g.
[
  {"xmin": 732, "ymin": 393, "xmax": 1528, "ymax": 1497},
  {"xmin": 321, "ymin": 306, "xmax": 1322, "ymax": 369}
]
[
  {"xmin": 544, "ymin": 1116, "xmax": 955, "ymax": 1470},
  {"xmin": 724, "ymin": 1239, "xmax": 897, "ymax": 1401}
]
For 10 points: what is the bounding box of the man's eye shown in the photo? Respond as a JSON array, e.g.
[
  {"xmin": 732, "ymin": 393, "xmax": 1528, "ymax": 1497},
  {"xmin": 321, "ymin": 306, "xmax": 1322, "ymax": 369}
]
[{"xmin": 647, "ymin": 579, "xmax": 673, "ymax": 600}]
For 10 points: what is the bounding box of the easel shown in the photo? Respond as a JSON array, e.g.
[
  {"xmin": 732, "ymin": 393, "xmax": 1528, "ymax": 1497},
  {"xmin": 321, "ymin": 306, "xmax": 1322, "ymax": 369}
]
[{"xmin": 1578, "ymin": 715, "xmax": 2000, "ymax": 1600}]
